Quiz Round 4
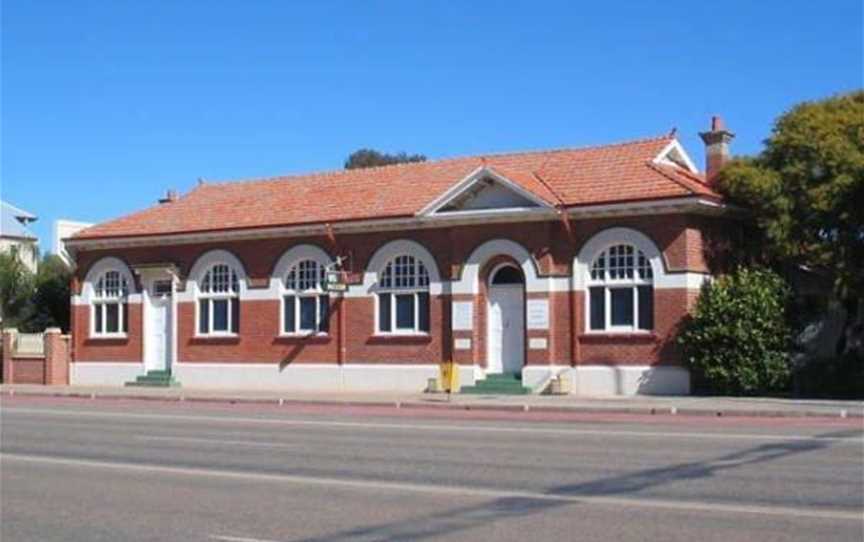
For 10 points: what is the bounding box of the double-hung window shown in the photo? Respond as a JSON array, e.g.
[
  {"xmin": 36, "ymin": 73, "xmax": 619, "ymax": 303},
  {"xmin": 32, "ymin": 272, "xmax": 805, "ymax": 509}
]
[
  {"xmin": 283, "ymin": 259, "xmax": 329, "ymax": 334},
  {"xmin": 197, "ymin": 264, "xmax": 240, "ymax": 335},
  {"xmin": 377, "ymin": 255, "xmax": 430, "ymax": 334},
  {"xmin": 92, "ymin": 270, "xmax": 128, "ymax": 337},
  {"xmin": 587, "ymin": 244, "xmax": 654, "ymax": 332}
]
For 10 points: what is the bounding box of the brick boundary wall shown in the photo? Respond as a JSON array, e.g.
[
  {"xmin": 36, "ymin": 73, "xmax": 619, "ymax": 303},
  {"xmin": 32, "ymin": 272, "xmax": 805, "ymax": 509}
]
[{"xmin": 2, "ymin": 328, "xmax": 71, "ymax": 385}]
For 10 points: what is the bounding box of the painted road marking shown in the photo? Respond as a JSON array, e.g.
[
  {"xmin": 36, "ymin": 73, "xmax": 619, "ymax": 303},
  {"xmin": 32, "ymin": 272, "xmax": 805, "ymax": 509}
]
[
  {"xmin": 210, "ymin": 536, "xmax": 283, "ymax": 542},
  {"xmin": 2, "ymin": 453, "xmax": 861, "ymax": 522},
  {"xmin": 135, "ymin": 435, "xmax": 298, "ymax": 449},
  {"xmin": 4, "ymin": 406, "xmax": 862, "ymax": 444}
]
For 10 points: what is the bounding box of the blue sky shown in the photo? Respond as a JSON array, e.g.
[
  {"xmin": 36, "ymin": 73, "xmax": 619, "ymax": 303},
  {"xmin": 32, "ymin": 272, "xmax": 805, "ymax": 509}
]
[{"xmin": 2, "ymin": 1, "xmax": 861, "ymax": 252}]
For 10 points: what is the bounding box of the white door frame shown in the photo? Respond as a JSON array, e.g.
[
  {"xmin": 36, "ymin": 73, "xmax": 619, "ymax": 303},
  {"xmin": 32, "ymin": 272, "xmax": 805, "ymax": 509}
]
[
  {"xmin": 135, "ymin": 268, "xmax": 177, "ymax": 373},
  {"xmin": 486, "ymin": 263, "xmax": 526, "ymax": 375}
]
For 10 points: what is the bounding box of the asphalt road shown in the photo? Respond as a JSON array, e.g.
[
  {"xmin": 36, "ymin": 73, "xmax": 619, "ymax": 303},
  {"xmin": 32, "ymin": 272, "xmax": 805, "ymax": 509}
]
[{"xmin": 1, "ymin": 396, "xmax": 862, "ymax": 542}]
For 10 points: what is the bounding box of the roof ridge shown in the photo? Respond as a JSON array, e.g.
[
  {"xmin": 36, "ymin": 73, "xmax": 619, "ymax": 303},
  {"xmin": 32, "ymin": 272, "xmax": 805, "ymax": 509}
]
[
  {"xmin": 201, "ymin": 133, "xmax": 674, "ymax": 189},
  {"xmin": 647, "ymin": 161, "xmax": 718, "ymax": 197}
]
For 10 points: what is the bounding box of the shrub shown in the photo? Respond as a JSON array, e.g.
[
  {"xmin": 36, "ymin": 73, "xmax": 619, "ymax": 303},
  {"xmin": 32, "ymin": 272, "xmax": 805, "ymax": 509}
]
[{"xmin": 678, "ymin": 267, "xmax": 792, "ymax": 395}]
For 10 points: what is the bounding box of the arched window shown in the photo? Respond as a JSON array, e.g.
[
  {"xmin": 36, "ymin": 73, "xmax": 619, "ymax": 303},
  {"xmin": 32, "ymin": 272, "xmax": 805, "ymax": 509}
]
[
  {"xmin": 377, "ymin": 255, "xmax": 430, "ymax": 334},
  {"xmin": 282, "ymin": 259, "xmax": 329, "ymax": 334},
  {"xmin": 587, "ymin": 244, "xmax": 653, "ymax": 332},
  {"xmin": 197, "ymin": 263, "xmax": 240, "ymax": 335},
  {"xmin": 92, "ymin": 270, "xmax": 129, "ymax": 336}
]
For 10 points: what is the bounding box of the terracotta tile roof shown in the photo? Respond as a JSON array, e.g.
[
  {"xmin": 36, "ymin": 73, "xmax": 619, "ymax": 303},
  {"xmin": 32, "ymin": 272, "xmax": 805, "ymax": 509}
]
[{"xmin": 74, "ymin": 134, "xmax": 721, "ymax": 240}]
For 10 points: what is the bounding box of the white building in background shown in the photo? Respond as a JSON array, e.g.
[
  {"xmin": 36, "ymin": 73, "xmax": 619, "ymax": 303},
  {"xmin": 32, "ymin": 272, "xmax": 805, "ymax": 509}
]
[
  {"xmin": 54, "ymin": 219, "xmax": 93, "ymax": 267},
  {"xmin": 0, "ymin": 200, "xmax": 39, "ymax": 273}
]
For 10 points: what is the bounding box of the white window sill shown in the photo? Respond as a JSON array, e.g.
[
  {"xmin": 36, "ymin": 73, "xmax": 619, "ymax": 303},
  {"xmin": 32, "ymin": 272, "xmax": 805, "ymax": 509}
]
[
  {"xmin": 89, "ymin": 333, "xmax": 128, "ymax": 340},
  {"xmin": 278, "ymin": 332, "xmax": 330, "ymax": 338},
  {"xmin": 584, "ymin": 329, "xmax": 652, "ymax": 334},
  {"xmin": 194, "ymin": 333, "xmax": 239, "ymax": 339},
  {"xmin": 373, "ymin": 332, "xmax": 431, "ymax": 338}
]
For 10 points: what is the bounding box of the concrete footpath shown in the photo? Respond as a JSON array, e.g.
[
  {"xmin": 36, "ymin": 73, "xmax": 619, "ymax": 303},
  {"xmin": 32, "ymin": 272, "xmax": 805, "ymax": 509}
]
[{"xmin": 2, "ymin": 384, "xmax": 862, "ymax": 419}]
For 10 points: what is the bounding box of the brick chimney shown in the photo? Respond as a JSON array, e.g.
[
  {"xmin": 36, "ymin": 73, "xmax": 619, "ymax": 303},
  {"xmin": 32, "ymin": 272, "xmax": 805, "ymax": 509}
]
[{"xmin": 699, "ymin": 115, "xmax": 735, "ymax": 183}]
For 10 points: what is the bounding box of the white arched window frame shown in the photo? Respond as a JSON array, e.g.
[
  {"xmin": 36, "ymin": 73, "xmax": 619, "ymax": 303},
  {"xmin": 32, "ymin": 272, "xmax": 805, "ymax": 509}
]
[
  {"xmin": 586, "ymin": 244, "xmax": 654, "ymax": 332},
  {"xmin": 376, "ymin": 255, "xmax": 430, "ymax": 334},
  {"xmin": 92, "ymin": 270, "xmax": 129, "ymax": 337},
  {"xmin": 282, "ymin": 259, "xmax": 329, "ymax": 335},
  {"xmin": 196, "ymin": 263, "xmax": 240, "ymax": 335}
]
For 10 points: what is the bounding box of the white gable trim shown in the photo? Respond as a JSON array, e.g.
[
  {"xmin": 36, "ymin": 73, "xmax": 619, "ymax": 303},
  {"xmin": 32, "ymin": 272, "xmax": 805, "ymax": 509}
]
[
  {"xmin": 417, "ymin": 166, "xmax": 554, "ymax": 217},
  {"xmin": 653, "ymin": 139, "xmax": 698, "ymax": 173}
]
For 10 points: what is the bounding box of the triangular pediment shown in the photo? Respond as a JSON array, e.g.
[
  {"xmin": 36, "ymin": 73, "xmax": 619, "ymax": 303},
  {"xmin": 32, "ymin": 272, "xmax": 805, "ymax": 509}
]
[
  {"xmin": 439, "ymin": 177, "xmax": 542, "ymax": 212},
  {"xmin": 418, "ymin": 167, "xmax": 554, "ymax": 216}
]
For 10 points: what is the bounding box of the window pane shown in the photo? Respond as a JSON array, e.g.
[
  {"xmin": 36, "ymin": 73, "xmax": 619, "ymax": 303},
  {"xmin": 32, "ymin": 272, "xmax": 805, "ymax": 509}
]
[
  {"xmin": 231, "ymin": 298, "xmax": 240, "ymax": 333},
  {"xmin": 122, "ymin": 303, "xmax": 129, "ymax": 333},
  {"xmin": 106, "ymin": 303, "xmax": 119, "ymax": 333},
  {"xmin": 299, "ymin": 297, "xmax": 317, "ymax": 331},
  {"xmin": 378, "ymin": 293, "xmax": 391, "ymax": 332},
  {"xmin": 213, "ymin": 299, "xmax": 229, "ymax": 332},
  {"xmin": 395, "ymin": 294, "xmax": 415, "ymax": 330},
  {"xmin": 589, "ymin": 287, "xmax": 605, "ymax": 330},
  {"xmin": 199, "ymin": 300, "xmax": 209, "ymax": 334},
  {"xmin": 638, "ymin": 286, "xmax": 654, "ymax": 330},
  {"xmin": 417, "ymin": 292, "xmax": 429, "ymax": 332},
  {"xmin": 610, "ymin": 288, "xmax": 634, "ymax": 326},
  {"xmin": 95, "ymin": 304, "xmax": 103, "ymax": 333},
  {"xmin": 283, "ymin": 296, "xmax": 296, "ymax": 333},
  {"xmin": 318, "ymin": 295, "xmax": 329, "ymax": 333}
]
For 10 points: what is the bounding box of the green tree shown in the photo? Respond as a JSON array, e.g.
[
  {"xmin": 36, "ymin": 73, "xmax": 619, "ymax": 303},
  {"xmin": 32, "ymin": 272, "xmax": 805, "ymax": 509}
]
[
  {"xmin": 344, "ymin": 149, "xmax": 426, "ymax": 170},
  {"xmin": 0, "ymin": 250, "xmax": 35, "ymax": 328},
  {"xmin": 678, "ymin": 267, "xmax": 792, "ymax": 395},
  {"xmin": 717, "ymin": 91, "xmax": 864, "ymax": 303},
  {"xmin": 27, "ymin": 255, "xmax": 72, "ymax": 332}
]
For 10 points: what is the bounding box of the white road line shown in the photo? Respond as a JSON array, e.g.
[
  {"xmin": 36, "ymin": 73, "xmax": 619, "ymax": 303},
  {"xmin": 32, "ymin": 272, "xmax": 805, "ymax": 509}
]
[
  {"xmin": 2, "ymin": 453, "xmax": 860, "ymax": 522},
  {"xmin": 135, "ymin": 435, "xmax": 297, "ymax": 449},
  {"xmin": 4, "ymin": 406, "xmax": 862, "ymax": 444},
  {"xmin": 210, "ymin": 535, "xmax": 283, "ymax": 542}
]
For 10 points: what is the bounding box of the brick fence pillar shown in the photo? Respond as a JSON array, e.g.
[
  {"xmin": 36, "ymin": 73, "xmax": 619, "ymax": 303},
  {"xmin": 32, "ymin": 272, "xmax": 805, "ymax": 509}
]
[
  {"xmin": 44, "ymin": 328, "xmax": 70, "ymax": 385},
  {"xmin": 2, "ymin": 328, "xmax": 17, "ymax": 383}
]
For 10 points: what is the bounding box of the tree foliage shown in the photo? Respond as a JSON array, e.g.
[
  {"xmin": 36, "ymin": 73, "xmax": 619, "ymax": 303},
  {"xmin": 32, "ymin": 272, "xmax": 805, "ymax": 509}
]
[
  {"xmin": 28, "ymin": 255, "xmax": 72, "ymax": 332},
  {"xmin": 678, "ymin": 267, "xmax": 792, "ymax": 395},
  {"xmin": 717, "ymin": 91, "xmax": 864, "ymax": 301},
  {"xmin": 0, "ymin": 253, "xmax": 71, "ymax": 332},
  {"xmin": 344, "ymin": 148, "xmax": 426, "ymax": 170},
  {"xmin": 0, "ymin": 251, "xmax": 35, "ymax": 328}
]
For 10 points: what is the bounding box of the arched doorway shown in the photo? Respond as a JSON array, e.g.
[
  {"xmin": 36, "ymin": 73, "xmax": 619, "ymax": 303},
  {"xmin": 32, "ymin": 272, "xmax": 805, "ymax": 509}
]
[{"xmin": 486, "ymin": 264, "xmax": 525, "ymax": 374}]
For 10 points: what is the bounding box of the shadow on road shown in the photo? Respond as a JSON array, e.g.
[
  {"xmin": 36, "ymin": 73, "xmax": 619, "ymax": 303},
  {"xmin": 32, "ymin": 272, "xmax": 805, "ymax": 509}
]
[{"xmin": 285, "ymin": 429, "xmax": 862, "ymax": 542}]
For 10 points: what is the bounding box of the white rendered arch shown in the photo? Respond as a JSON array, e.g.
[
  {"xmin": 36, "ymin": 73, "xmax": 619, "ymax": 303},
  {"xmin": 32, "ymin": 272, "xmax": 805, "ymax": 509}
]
[
  {"xmin": 574, "ymin": 227, "xmax": 666, "ymax": 290},
  {"xmin": 361, "ymin": 239, "xmax": 442, "ymax": 296},
  {"xmin": 80, "ymin": 257, "xmax": 139, "ymax": 304},
  {"xmin": 186, "ymin": 249, "xmax": 249, "ymax": 296},
  {"xmin": 271, "ymin": 244, "xmax": 334, "ymax": 288},
  {"xmin": 453, "ymin": 238, "xmax": 548, "ymax": 295}
]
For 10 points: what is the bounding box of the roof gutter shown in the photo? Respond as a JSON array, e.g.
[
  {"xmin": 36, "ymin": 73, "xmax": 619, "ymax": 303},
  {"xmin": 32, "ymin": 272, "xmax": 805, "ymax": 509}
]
[{"xmin": 65, "ymin": 196, "xmax": 733, "ymax": 253}]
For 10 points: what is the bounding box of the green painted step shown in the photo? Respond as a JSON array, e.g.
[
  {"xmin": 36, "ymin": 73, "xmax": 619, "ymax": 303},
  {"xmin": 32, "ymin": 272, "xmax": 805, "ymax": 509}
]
[
  {"xmin": 460, "ymin": 373, "xmax": 531, "ymax": 395},
  {"xmin": 125, "ymin": 370, "xmax": 180, "ymax": 388}
]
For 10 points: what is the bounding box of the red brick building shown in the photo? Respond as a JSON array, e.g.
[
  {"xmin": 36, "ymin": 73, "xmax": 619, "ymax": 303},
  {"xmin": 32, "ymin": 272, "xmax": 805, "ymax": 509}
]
[{"xmin": 66, "ymin": 120, "xmax": 735, "ymax": 395}]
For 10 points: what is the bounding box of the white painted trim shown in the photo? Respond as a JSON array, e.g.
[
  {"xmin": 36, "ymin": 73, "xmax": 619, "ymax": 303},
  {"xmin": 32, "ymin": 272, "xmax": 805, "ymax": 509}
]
[
  {"xmin": 361, "ymin": 239, "xmax": 443, "ymax": 296},
  {"xmin": 172, "ymin": 362, "xmax": 479, "ymax": 392},
  {"xmin": 418, "ymin": 166, "xmax": 554, "ymax": 216},
  {"xmin": 187, "ymin": 249, "xmax": 249, "ymax": 292},
  {"xmin": 70, "ymin": 361, "xmax": 145, "ymax": 386},
  {"xmin": 66, "ymin": 198, "xmax": 729, "ymax": 252},
  {"xmin": 80, "ymin": 257, "xmax": 138, "ymax": 303},
  {"xmin": 570, "ymin": 365, "xmax": 690, "ymax": 396},
  {"xmin": 653, "ymin": 139, "xmax": 699, "ymax": 173},
  {"xmin": 271, "ymin": 244, "xmax": 334, "ymax": 284},
  {"xmin": 453, "ymin": 238, "xmax": 548, "ymax": 295}
]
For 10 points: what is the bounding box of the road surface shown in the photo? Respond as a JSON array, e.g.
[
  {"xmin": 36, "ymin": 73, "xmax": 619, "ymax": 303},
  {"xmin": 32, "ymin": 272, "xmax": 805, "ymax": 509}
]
[{"xmin": 1, "ymin": 395, "xmax": 862, "ymax": 541}]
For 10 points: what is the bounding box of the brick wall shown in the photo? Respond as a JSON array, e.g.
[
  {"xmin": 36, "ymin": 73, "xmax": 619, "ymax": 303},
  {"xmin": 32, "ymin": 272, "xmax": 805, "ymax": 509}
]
[
  {"xmin": 2, "ymin": 329, "xmax": 71, "ymax": 385},
  {"xmin": 73, "ymin": 214, "xmax": 720, "ymax": 368}
]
